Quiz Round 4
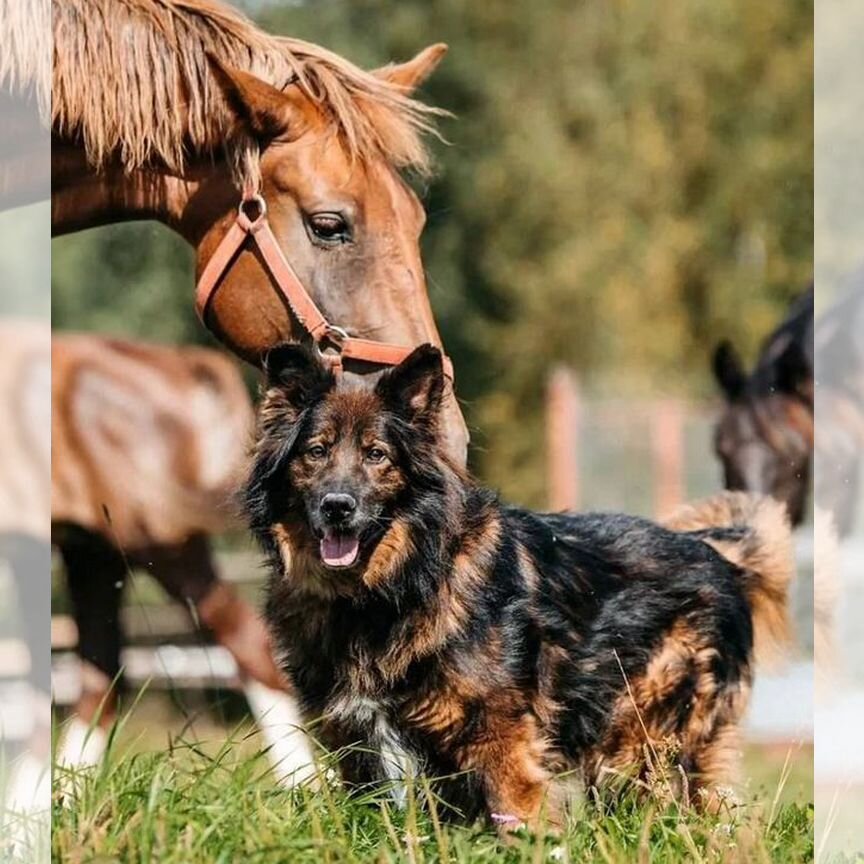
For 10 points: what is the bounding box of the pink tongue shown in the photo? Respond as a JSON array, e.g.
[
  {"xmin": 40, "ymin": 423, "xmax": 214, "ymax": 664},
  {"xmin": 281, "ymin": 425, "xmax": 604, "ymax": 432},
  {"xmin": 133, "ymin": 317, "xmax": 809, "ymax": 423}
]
[{"xmin": 320, "ymin": 534, "xmax": 360, "ymax": 567}]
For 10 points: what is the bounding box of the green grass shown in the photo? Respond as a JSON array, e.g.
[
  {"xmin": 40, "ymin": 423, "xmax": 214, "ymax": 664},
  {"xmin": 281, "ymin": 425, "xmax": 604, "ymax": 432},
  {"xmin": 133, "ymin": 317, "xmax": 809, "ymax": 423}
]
[{"xmin": 52, "ymin": 710, "xmax": 814, "ymax": 864}]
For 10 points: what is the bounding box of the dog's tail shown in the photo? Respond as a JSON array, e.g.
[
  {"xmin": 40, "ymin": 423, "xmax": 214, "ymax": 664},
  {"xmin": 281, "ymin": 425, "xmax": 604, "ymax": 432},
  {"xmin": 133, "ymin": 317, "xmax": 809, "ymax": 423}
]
[{"xmin": 664, "ymin": 491, "xmax": 795, "ymax": 667}]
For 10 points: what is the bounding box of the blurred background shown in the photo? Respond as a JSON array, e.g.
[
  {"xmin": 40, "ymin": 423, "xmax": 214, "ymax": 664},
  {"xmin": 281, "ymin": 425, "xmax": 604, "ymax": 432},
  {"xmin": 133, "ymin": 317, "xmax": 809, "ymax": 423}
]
[{"xmin": 46, "ymin": 0, "xmax": 816, "ymax": 811}]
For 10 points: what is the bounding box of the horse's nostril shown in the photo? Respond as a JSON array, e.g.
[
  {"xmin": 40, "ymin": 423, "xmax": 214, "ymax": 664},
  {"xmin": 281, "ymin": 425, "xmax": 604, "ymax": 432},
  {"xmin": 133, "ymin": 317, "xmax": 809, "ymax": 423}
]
[{"xmin": 321, "ymin": 493, "xmax": 357, "ymax": 522}]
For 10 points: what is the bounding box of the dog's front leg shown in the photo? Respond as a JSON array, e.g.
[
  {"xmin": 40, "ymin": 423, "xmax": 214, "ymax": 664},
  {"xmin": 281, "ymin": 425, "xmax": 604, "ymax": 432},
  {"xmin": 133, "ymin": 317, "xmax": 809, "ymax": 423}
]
[
  {"xmin": 318, "ymin": 719, "xmax": 379, "ymax": 792},
  {"xmin": 460, "ymin": 714, "xmax": 556, "ymax": 838}
]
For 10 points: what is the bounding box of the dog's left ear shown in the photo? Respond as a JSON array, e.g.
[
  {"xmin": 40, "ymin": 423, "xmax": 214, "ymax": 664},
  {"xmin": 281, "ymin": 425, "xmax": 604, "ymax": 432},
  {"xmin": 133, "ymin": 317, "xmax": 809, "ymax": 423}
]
[{"xmin": 377, "ymin": 344, "xmax": 445, "ymax": 432}]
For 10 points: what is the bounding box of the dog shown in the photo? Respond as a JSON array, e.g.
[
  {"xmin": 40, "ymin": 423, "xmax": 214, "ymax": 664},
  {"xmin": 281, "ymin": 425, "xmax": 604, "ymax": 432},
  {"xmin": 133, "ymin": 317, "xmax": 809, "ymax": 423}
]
[{"xmin": 245, "ymin": 343, "xmax": 794, "ymax": 834}]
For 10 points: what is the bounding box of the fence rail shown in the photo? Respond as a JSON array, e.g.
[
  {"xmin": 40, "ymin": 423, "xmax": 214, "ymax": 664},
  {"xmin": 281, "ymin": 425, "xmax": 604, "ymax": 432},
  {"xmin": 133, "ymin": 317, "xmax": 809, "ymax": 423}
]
[{"xmin": 545, "ymin": 367, "xmax": 720, "ymax": 518}]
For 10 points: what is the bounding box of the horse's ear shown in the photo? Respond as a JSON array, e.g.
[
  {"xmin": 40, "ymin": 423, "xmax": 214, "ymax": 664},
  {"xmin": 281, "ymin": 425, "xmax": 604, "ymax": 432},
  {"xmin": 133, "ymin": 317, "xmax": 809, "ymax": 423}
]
[
  {"xmin": 373, "ymin": 44, "xmax": 448, "ymax": 93},
  {"xmin": 775, "ymin": 339, "xmax": 812, "ymax": 397},
  {"xmin": 376, "ymin": 344, "xmax": 445, "ymax": 433},
  {"xmin": 206, "ymin": 53, "xmax": 313, "ymax": 141},
  {"xmin": 712, "ymin": 340, "xmax": 747, "ymax": 401},
  {"xmin": 263, "ymin": 343, "xmax": 333, "ymax": 414}
]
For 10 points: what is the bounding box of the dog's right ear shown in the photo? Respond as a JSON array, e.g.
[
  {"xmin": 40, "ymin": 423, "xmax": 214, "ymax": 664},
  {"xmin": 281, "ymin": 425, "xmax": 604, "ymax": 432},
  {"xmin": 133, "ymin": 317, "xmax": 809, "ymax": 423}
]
[
  {"xmin": 712, "ymin": 340, "xmax": 747, "ymax": 401},
  {"xmin": 262, "ymin": 343, "xmax": 334, "ymax": 416}
]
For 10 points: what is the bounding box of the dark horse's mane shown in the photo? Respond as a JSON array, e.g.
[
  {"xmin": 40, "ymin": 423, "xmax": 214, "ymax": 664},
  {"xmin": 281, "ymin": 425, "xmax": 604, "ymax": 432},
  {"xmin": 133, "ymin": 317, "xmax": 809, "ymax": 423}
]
[{"xmin": 52, "ymin": 0, "xmax": 441, "ymax": 176}]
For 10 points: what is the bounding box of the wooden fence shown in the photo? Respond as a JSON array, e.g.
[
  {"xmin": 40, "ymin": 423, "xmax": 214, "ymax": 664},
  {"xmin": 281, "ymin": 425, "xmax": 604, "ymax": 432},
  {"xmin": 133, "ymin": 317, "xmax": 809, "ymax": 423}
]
[{"xmin": 546, "ymin": 366, "xmax": 715, "ymax": 519}]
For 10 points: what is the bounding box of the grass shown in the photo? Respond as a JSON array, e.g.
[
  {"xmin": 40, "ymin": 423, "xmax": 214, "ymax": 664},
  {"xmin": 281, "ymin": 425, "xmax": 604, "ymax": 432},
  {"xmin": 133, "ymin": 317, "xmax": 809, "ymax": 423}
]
[{"xmin": 51, "ymin": 705, "xmax": 815, "ymax": 864}]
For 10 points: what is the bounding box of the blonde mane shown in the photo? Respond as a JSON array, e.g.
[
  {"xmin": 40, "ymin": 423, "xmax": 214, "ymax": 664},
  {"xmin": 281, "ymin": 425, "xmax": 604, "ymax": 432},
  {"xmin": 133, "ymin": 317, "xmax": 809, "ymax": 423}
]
[
  {"xmin": 52, "ymin": 0, "xmax": 441, "ymax": 180},
  {"xmin": 0, "ymin": 0, "xmax": 51, "ymax": 119}
]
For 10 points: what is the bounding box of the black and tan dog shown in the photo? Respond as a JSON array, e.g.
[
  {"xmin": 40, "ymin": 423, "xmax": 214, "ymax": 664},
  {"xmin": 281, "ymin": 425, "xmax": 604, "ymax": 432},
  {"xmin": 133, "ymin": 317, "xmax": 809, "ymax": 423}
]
[{"xmin": 246, "ymin": 344, "xmax": 793, "ymax": 832}]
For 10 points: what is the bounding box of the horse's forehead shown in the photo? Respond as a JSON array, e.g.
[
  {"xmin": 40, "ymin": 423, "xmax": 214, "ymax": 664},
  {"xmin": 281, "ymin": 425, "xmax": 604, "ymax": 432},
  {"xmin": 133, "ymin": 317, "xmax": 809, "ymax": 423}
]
[{"xmin": 278, "ymin": 143, "xmax": 420, "ymax": 229}]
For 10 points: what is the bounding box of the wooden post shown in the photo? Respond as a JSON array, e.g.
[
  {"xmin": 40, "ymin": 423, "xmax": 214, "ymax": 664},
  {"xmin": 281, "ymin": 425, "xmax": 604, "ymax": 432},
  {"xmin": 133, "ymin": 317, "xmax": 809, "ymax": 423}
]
[
  {"xmin": 651, "ymin": 399, "xmax": 684, "ymax": 519},
  {"xmin": 546, "ymin": 367, "xmax": 580, "ymax": 512}
]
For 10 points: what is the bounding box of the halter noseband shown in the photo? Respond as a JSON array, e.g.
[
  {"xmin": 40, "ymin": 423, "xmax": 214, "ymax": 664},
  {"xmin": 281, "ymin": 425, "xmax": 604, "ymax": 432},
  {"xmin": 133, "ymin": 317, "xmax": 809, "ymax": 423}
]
[{"xmin": 195, "ymin": 192, "xmax": 454, "ymax": 380}]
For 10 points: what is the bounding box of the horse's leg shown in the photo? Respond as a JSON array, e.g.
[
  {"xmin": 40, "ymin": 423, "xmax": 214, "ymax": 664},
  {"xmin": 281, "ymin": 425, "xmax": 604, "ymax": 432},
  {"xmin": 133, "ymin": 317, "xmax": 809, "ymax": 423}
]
[
  {"xmin": 57, "ymin": 527, "xmax": 125, "ymax": 767},
  {"xmin": 143, "ymin": 535, "xmax": 315, "ymax": 785},
  {"xmin": 140, "ymin": 534, "xmax": 286, "ymax": 689}
]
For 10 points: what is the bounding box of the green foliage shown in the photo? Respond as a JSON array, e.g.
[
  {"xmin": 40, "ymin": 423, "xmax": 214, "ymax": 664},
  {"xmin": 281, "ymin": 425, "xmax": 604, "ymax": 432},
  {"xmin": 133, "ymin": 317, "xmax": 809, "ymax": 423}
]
[
  {"xmin": 52, "ymin": 223, "xmax": 203, "ymax": 346},
  {"xmin": 52, "ymin": 723, "xmax": 814, "ymax": 863},
  {"xmin": 51, "ymin": 0, "xmax": 812, "ymax": 506}
]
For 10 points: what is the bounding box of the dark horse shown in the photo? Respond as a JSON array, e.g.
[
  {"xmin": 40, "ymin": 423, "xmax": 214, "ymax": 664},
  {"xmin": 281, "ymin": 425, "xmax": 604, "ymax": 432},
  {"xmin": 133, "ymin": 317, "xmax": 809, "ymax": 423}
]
[{"xmin": 712, "ymin": 286, "xmax": 814, "ymax": 526}]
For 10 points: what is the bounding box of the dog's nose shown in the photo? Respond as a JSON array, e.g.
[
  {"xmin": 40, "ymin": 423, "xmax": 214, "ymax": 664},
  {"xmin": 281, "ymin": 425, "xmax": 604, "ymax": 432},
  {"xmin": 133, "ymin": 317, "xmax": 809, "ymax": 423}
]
[{"xmin": 320, "ymin": 493, "xmax": 357, "ymax": 523}]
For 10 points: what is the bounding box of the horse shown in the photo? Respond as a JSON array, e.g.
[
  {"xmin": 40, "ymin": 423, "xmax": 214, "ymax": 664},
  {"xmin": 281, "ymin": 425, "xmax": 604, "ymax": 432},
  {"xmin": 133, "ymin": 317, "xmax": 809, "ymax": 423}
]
[
  {"xmin": 50, "ymin": 0, "xmax": 468, "ymax": 460},
  {"xmin": 51, "ymin": 332, "xmax": 312, "ymax": 779},
  {"xmin": 712, "ymin": 286, "xmax": 813, "ymax": 526}
]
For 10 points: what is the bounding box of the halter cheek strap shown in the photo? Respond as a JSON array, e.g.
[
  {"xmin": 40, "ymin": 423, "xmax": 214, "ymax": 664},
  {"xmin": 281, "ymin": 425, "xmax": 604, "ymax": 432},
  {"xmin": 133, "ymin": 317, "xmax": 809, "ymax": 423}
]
[{"xmin": 195, "ymin": 194, "xmax": 454, "ymax": 380}]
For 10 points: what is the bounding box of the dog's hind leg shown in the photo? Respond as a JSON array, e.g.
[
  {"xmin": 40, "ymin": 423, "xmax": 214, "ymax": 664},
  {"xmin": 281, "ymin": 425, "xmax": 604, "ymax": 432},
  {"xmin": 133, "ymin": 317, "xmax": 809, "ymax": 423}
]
[{"xmin": 688, "ymin": 725, "xmax": 743, "ymax": 814}]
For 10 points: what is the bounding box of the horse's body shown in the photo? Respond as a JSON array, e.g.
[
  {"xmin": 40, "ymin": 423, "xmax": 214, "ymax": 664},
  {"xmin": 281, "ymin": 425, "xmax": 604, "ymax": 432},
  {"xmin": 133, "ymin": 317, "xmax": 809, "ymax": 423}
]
[
  {"xmin": 53, "ymin": 334, "xmax": 251, "ymax": 550},
  {"xmin": 712, "ymin": 287, "xmax": 814, "ymax": 526},
  {"xmin": 51, "ymin": 0, "xmax": 467, "ymax": 461},
  {"xmin": 51, "ymin": 333, "xmax": 295, "ymax": 735}
]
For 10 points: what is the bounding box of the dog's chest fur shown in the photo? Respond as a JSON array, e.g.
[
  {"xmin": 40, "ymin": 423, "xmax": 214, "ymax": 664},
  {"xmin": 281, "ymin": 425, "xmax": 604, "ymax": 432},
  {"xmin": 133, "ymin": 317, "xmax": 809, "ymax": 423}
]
[{"xmin": 327, "ymin": 693, "xmax": 419, "ymax": 802}]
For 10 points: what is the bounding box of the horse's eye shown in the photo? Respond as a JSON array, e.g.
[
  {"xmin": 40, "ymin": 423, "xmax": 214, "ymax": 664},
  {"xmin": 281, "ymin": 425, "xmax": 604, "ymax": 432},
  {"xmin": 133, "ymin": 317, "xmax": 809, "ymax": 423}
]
[
  {"xmin": 308, "ymin": 212, "xmax": 349, "ymax": 243},
  {"xmin": 366, "ymin": 447, "xmax": 387, "ymax": 464},
  {"xmin": 307, "ymin": 444, "xmax": 327, "ymax": 460}
]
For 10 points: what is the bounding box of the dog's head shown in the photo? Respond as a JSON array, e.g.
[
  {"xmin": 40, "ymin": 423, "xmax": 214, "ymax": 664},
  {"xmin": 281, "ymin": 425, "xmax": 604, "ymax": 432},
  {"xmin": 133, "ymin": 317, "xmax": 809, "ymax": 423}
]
[{"xmin": 248, "ymin": 343, "xmax": 446, "ymax": 574}]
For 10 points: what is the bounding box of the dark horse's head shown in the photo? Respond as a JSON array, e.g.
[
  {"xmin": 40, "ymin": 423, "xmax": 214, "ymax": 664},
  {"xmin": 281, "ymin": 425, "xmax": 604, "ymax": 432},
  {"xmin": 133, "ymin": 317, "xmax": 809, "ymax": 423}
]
[{"xmin": 712, "ymin": 291, "xmax": 814, "ymax": 526}]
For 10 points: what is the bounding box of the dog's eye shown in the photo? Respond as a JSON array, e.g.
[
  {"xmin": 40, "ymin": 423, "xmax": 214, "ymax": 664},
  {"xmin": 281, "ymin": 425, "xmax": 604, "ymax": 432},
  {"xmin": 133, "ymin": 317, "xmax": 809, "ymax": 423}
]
[
  {"xmin": 307, "ymin": 212, "xmax": 350, "ymax": 244},
  {"xmin": 307, "ymin": 444, "xmax": 327, "ymax": 460},
  {"xmin": 366, "ymin": 447, "xmax": 387, "ymax": 464}
]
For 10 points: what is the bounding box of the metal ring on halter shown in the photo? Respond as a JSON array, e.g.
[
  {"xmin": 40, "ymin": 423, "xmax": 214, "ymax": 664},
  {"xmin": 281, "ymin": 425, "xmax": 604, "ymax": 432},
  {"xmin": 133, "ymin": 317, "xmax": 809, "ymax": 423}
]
[
  {"xmin": 315, "ymin": 325, "xmax": 350, "ymax": 361},
  {"xmin": 238, "ymin": 194, "xmax": 267, "ymax": 220},
  {"xmin": 323, "ymin": 324, "xmax": 349, "ymax": 345}
]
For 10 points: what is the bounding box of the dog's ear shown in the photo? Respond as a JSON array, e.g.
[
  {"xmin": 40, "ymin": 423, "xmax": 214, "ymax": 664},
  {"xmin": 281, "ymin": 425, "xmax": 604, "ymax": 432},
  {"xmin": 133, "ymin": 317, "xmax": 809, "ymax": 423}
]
[
  {"xmin": 712, "ymin": 340, "xmax": 747, "ymax": 401},
  {"xmin": 262, "ymin": 343, "xmax": 334, "ymax": 416},
  {"xmin": 377, "ymin": 344, "xmax": 445, "ymax": 433}
]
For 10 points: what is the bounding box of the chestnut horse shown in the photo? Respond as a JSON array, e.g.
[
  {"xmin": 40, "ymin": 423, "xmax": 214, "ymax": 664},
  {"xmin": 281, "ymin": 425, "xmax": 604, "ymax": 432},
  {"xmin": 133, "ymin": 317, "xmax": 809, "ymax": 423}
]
[
  {"xmin": 712, "ymin": 286, "xmax": 814, "ymax": 526},
  {"xmin": 51, "ymin": 0, "xmax": 467, "ymax": 459}
]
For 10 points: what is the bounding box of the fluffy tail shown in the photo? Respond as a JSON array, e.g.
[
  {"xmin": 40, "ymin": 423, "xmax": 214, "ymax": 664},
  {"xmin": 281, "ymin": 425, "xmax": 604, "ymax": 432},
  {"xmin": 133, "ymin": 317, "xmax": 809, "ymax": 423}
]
[{"xmin": 664, "ymin": 491, "xmax": 795, "ymax": 666}]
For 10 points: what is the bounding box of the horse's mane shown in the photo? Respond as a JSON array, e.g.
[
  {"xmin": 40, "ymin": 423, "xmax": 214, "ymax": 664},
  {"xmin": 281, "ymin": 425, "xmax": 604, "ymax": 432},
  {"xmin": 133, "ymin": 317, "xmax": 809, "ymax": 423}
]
[
  {"xmin": 0, "ymin": 0, "xmax": 51, "ymax": 117},
  {"xmin": 52, "ymin": 0, "xmax": 441, "ymax": 179}
]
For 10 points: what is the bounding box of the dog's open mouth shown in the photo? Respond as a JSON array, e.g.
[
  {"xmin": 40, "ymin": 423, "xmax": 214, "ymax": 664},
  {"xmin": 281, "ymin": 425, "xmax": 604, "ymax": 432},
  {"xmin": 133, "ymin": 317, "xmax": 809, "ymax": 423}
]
[{"xmin": 320, "ymin": 531, "xmax": 360, "ymax": 568}]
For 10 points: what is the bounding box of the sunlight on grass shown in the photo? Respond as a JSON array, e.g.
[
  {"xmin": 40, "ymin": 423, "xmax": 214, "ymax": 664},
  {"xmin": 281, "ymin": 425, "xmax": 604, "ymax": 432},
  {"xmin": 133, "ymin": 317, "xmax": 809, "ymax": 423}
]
[{"xmin": 52, "ymin": 714, "xmax": 814, "ymax": 864}]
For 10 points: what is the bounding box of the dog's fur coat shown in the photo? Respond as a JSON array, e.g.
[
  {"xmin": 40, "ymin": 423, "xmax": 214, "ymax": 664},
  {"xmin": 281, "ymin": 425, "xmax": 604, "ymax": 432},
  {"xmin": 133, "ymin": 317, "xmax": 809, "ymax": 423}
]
[{"xmin": 246, "ymin": 344, "xmax": 793, "ymax": 830}]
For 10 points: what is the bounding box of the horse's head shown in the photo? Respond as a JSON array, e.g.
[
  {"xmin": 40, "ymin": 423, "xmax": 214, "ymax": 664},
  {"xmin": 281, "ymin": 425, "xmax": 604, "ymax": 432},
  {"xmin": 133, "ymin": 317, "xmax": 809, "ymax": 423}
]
[
  {"xmin": 185, "ymin": 45, "xmax": 468, "ymax": 462},
  {"xmin": 712, "ymin": 339, "xmax": 813, "ymax": 526}
]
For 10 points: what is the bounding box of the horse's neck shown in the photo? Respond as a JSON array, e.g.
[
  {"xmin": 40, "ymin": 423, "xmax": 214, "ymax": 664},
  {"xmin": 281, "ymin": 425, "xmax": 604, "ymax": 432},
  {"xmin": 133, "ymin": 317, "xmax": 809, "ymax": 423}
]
[{"xmin": 51, "ymin": 140, "xmax": 232, "ymax": 245}]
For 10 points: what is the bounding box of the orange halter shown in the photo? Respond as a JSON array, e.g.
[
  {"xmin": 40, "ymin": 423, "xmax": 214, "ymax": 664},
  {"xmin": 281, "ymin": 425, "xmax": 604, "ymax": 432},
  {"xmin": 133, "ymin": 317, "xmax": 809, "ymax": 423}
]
[{"xmin": 195, "ymin": 193, "xmax": 454, "ymax": 380}]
